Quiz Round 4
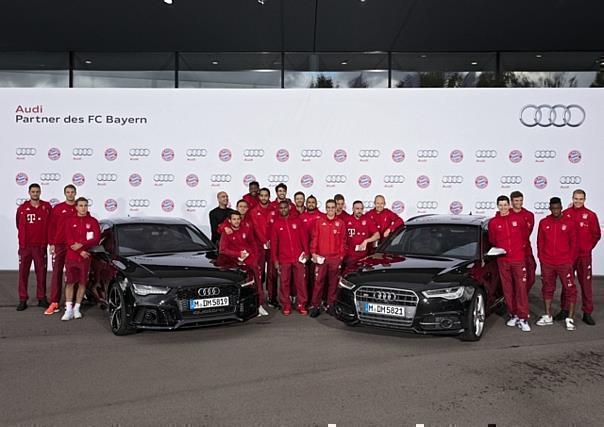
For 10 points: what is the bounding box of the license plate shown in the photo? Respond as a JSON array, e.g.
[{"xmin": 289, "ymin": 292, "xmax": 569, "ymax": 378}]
[
  {"xmin": 363, "ymin": 302, "xmax": 405, "ymax": 317},
  {"xmin": 189, "ymin": 296, "xmax": 230, "ymax": 310}
]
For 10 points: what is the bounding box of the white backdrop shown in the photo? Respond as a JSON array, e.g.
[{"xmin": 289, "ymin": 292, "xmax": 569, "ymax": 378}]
[{"xmin": 1, "ymin": 88, "xmax": 602, "ymax": 272}]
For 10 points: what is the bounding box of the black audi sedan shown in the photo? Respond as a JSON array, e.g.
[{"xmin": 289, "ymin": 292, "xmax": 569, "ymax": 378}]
[
  {"xmin": 335, "ymin": 215, "xmax": 505, "ymax": 341},
  {"xmin": 88, "ymin": 217, "xmax": 259, "ymax": 335}
]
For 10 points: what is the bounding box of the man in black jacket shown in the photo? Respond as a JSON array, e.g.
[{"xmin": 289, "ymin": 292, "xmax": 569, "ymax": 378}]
[{"xmin": 209, "ymin": 191, "xmax": 234, "ymax": 246}]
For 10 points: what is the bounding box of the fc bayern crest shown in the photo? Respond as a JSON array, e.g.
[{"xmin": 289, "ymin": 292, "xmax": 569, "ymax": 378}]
[
  {"xmin": 300, "ymin": 175, "xmax": 314, "ymax": 188},
  {"xmin": 243, "ymin": 174, "xmax": 256, "ymax": 186},
  {"xmin": 186, "ymin": 174, "xmax": 199, "ymax": 187},
  {"xmin": 358, "ymin": 175, "xmax": 372, "ymax": 188},
  {"xmin": 72, "ymin": 173, "xmax": 86, "ymax": 187},
  {"xmin": 475, "ymin": 175, "xmax": 489, "ymax": 189},
  {"xmin": 276, "ymin": 149, "xmax": 289, "ymax": 162},
  {"xmin": 509, "ymin": 150, "xmax": 523, "ymax": 163},
  {"xmin": 48, "ymin": 147, "xmax": 61, "ymax": 161},
  {"xmin": 449, "ymin": 149, "xmax": 463, "ymax": 163},
  {"xmin": 450, "ymin": 201, "xmax": 463, "ymax": 215},
  {"xmin": 161, "ymin": 148, "xmax": 175, "ymax": 161},
  {"xmin": 568, "ymin": 150, "xmax": 582, "ymax": 164},
  {"xmin": 161, "ymin": 199, "xmax": 175, "ymax": 212},
  {"xmin": 333, "ymin": 149, "xmax": 347, "ymax": 163},
  {"xmin": 104, "ymin": 148, "xmax": 118, "ymax": 161},
  {"xmin": 391, "ymin": 149, "xmax": 405, "ymax": 163},
  {"xmin": 416, "ymin": 175, "xmax": 430, "ymax": 189},
  {"xmin": 129, "ymin": 173, "xmax": 142, "ymax": 187},
  {"xmin": 391, "ymin": 200, "xmax": 405, "ymax": 214},
  {"xmin": 218, "ymin": 148, "xmax": 232, "ymax": 162},
  {"xmin": 104, "ymin": 199, "xmax": 118, "ymax": 212},
  {"xmin": 534, "ymin": 176, "xmax": 548, "ymax": 189},
  {"xmin": 15, "ymin": 172, "xmax": 28, "ymax": 186}
]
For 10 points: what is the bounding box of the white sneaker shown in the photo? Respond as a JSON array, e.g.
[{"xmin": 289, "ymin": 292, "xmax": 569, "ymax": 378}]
[
  {"xmin": 536, "ymin": 314, "xmax": 553, "ymax": 326},
  {"xmin": 61, "ymin": 310, "xmax": 74, "ymax": 321},
  {"xmin": 565, "ymin": 318, "xmax": 576, "ymax": 331},
  {"xmin": 258, "ymin": 306, "xmax": 269, "ymax": 317},
  {"xmin": 517, "ymin": 319, "xmax": 531, "ymax": 332},
  {"xmin": 506, "ymin": 315, "xmax": 519, "ymax": 327},
  {"xmin": 73, "ymin": 309, "xmax": 82, "ymax": 319}
]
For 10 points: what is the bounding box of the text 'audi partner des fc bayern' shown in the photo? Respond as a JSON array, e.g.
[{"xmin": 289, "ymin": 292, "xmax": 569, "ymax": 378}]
[
  {"xmin": 335, "ymin": 215, "xmax": 506, "ymax": 341},
  {"xmin": 88, "ymin": 217, "xmax": 259, "ymax": 335}
]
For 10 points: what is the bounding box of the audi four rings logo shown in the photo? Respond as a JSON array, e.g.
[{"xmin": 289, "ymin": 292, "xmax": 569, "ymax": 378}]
[
  {"xmin": 450, "ymin": 150, "xmax": 463, "ymax": 163},
  {"xmin": 300, "ymin": 175, "xmax": 314, "ymax": 188},
  {"xmin": 417, "ymin": 150, "xmax": 439, "ymax": 159},
  {"xmin": 243, "ymin": 149, "xmax": 264, "ymax": 158},
  {"xmin": 535, "ymin": 150, "xmax": 556, "ymax": 159},
  {"xmin": 442, "ymin": 176, "xmax": 463, "ymax": 184},
  {"xmin": 48, "ymin": 147, "xmax": 61, "ymax": 160},
  {"xmin": 268, "ymin": 175, "xmax": 289, "ymax": 183},
  {"xmin": 374, "ymin": 291, "xmax": 396, "ymax": 301},
  {"xmin": 16, "ymin": 148, "xmax": 36, "ymax": 156},
  {"xmin": 417, "ymin": 201, "xmax": 438, "ymax": 209},
  {"xmin": 130, "ymin": 199, "xmax": 150, "ymax": 208},
  {"xmin": 40, "ymin": 173, "xmax": 62, "ymax": 182},
  {"xmin": 383, "ymin": 175, "xmax": 405, "ymax": 184},
  {"xmin": 334, "ymin": 149, "xmax": 347, "ymax": 162},
  {"xmin": 15, "ymin": 173, "xmax": 28, "ymax": 186},
  {"xmin": 96, "ymin": 173, "xmax": 118, "ymax": 182},
  {"xmin": 500, "ymin": 176, "xmax": 523, "ymax": 185},
  {"xmin": 186, "ymin": 148, "xmax": 208, "ymax": 157},
  {"xmin": 198, "ymin": 287, "xmax": 220, "ymax": 297},
  {"xmin": 325, "ymin": 175, "xmax": 347, "ymax": 184},
  {"xmin": 391, "ymin": 149, "xmax": 405, "ymax": 163},
  {"xmin": 450, "ymin": 201, "xmax": 463, "ymax": 215},
  {"xmin": 211, "ymin": 174, "xmax": 232, "ymax": 183},
  {"xmin": 73, "ymin": 148, "xmax": 93, "ymax": 157},
  {"xmin": 475, "ymin": 150, "xmax": 497, "ymax": 159},
  {"xmin": 153, "ymin": 174, "xmax": 175, "ymax": 183},
  {"xmin": 301, "ymin": 149, "xmax": 322, "ymax": 158},
  {"xmin": 363, "ymin": 201, "xmax": 374, "ymax": 209},
  {"xmin": 568, "ymin": 150, "xmax": 582, "ymax": 163},
  {"xmin": 475, "ymin": 201, "xmax": 496, "ymax": 210},
  {"xmin": 129, "ymin": 148, "xmax": 150, "ymax": 157},
  {"xmin": 560, "ymin": 176, "xmax": 582, "ymax": 185},
  {"xmin": 534, "ymin": 202, "xmax": 549, "ymax": 210},
  {"xmin": 359, "ymin": 150, "xmax": 380, "ymax": 159},
  {"xmin": 186, "ymin": 200, "xmax": 207, "ymax": 208},
  {"xmin": 519, "ymin": 104, "xmax": 586, "ymax": 127}
]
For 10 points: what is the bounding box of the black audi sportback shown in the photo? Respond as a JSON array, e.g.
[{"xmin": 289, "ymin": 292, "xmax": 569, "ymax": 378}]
[
  {"xmin": 335, "ymin": 215, "xmax": 506, "ymax": 341},
  {"xmin": 88, "ymin": 217, "xmax": 259, "ymax": 335}
]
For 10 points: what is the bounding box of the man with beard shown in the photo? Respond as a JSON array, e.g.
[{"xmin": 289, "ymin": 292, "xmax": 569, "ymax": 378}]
[
  {"xmin": 343, "ymin": 201, "xmax": 380, "ymax": 272},
  {"xmin": 270, "ymin": 183, "xmax": 297, "ymax": 217},
  {"xmin": 242, "ymin": 181, "xmax": 260, "ymax": 211},
  {"xmin": 293, "ymin": 191, "xmax": 306, "ymax": 215}
]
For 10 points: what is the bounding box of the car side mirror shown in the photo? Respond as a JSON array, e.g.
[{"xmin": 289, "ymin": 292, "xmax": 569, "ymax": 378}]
[
  {"xmin": 485, "ymin": 247, "xmax": 506, "ymax": 257},
  {"xmin": 88, "ymin": 245, "xmax": 108, "ymax": 255}
]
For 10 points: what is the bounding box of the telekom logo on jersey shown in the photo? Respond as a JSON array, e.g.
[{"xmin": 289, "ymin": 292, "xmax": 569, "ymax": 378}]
[{"xmin": 26, "ymin": 213, "xmax": 36, "ymax": 223}]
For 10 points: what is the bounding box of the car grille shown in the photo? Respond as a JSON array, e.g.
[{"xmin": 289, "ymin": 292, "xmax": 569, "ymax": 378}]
[
  {"xmin": 176, "ymin": 284, "xmax": 239, "ymax": 316},
  {"xmin": 354, "ymin": 286, "xmax": 419, "ymax": 329}
]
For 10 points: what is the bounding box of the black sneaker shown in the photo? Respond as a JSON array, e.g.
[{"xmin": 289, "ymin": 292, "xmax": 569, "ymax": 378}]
[
  {"xmin": 267, "ymin": 299, "xmax": 281, "ymax": 310},
  {"xmin": 582, "ymin": 313, "xmax": 596, "ymax": 326},
  {"xmin": 553, "ymin": 310, "xmax": 568, "ymax": 321},
  {"xmin": 37, "ymin": 298, "xmax": 50, "ymax": 308},
  {"xmin": 326, "ymin": 305, "xmax": 336, "ymax": 316},
  {"xmin": 16, "ymin": 301, "xmax": 27, "ymax": 311},
  {"xmin": 309, "ymin": 307, "xmax": 321, "ymax": 318}
]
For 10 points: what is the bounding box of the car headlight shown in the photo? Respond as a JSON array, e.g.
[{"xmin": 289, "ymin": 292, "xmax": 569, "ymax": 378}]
[
  {"xmin": 131, "ymin": 283, "xmax": 170, "ymax": 296},
  {"xmin": 422, "ymin": 286, "xmax": 465, "ymax": 300},
  {"xmin": 338, "ymin": 277, "xmax": 355, "ymax": 290},
  {"xmin": 240, "ymin": 280, "xmax": 255, "ymax": 288}
]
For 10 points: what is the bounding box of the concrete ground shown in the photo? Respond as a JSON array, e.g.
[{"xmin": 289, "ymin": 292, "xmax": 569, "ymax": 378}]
[{"xmin": 1, "ymin": 271, "xmax": 603, "ymax": 427}]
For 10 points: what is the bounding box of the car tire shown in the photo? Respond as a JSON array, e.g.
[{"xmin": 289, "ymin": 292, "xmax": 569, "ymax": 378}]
[
  {"xmin": 107, "ymin": 283, "xmax": 135, "ymax": 336},
  {"xmin": 460, "ymin": 287, "xmax": 486, "ymax": 342}
]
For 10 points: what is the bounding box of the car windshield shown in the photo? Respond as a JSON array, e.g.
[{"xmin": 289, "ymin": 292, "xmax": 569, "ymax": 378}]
[
  {"xmin": 117, "ymin": 223, "xmax": 213, "ymax": 256},
  {"xmin": 383, "ymin": 224, "xmax": 479, "ymax": 260}
]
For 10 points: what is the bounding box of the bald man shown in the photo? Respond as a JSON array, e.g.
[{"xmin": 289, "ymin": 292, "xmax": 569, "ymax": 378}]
[{"xmin": 209, "ymin": 191, "xmax": 235, "ymax": 246}]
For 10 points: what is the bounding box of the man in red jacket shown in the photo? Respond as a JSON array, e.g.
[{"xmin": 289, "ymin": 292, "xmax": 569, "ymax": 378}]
[
  {"xmin": 558, "ymin": 189, "xmax": 601, "ymax": 325},
  {"xmin": 294, "ymin": 191, "xmax": 306, "ymax": 216},
  {"xmin": 242, "ymin": 181, "xmax": 260, "ymax": 211},
  {"xmin": 250, "ymin": 187, "xmax": 278, "ymax": 308},
  {"xmin": 309, "ymin": 199, "xmax": 347, "ymax": 317},
  {"xmin": 220, "ymin": 211, "xmax": 267, "ymax": 316},
  {"xmin": 270, "ymin": 183, "xmax": 297, "ymax": 216},
  {"xmin": 334, "ymin": 194, "xmax": 350, "ymax": 221},
  {"xmin": 488, "ymin": 195, "xmax": 530, "ymax": 332},
  {"xmin": 343, "ymin": 201, "xmax": 380, "ymax": 272},
  {"xmin": 271, "ymin": 201, "xmax": 310, "ymax": 315},
  {"xmin": 536, "ymin": 197, "xmax": 578, "ymax": 331},
  {"xmin": 16, "ymin": 183, "xmax": 52, "ymax": 311},
  {"xmin": 510, "ymin": 191, "xmax": 537, "ymax": 296},
  {"xmin": 299, "ymin": 195, "xmax": 324, "ymax": 298},
  {"xmin": 45, "ymin": 184, "xmax": 77, "ymax": 315},
  {"xmin": 365, "ymin": 195, "xmax": 404, "ymax": 243},
  {"xmin": 61, "ymin": 197, "xmax": 100, "ymax": 320}
]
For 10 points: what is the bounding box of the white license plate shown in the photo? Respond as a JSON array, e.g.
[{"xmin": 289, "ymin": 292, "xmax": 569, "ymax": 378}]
[
  {"xmin": 363, "ymin": 303, "xmax": 405, "ymax": 317},
  {"xmin": 189, "ymin": 296, "xmax": 230, "ymax": 310}
]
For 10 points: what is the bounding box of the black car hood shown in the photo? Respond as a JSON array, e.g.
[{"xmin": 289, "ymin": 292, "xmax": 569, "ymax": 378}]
[
  {"xmin": 117, "ymin": 251, "xmax": 247, "ymax": 286},
  {"xmin": 345, "ymin": 253, "xmax": 474, "ymax": 291}
]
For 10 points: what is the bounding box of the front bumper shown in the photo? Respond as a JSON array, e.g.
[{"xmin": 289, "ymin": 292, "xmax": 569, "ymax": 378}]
[{"xmin": 335, "ymin": 287, "xmax": 473, "ymax": 335}]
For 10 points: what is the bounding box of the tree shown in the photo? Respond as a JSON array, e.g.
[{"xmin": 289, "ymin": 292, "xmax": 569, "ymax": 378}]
[{"xmin": 310, "ymin": 74, "xmax": 334, "ymax": 88}]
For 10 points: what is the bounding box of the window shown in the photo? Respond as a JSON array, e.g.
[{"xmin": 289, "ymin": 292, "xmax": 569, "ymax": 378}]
[{"xmin": 0, "ymin": 52, "xmax": 69, "ymax": 87}]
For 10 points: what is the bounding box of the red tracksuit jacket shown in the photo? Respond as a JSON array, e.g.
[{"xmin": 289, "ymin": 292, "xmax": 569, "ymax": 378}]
[
  {"xmin": 217, "ymin": 215, "xmax": 260, "ymax": 245},
  {"xmin": 365, "ymin": 208, "xmax": 404, "ymax": 238},
  {"xmin": 270, "ymin": 216, "xmax": 310, "ymax": 264},
  {"xmin": 563, "ymin": 206, "xmax": 601, "ymax": 257},
  {"xmin": 242, "ymin": 193, "xmax": 259, "ymax": 211},
  {"xmin": 270, "ymin": 199, "xmax": 298, "ymax": 217},
  {"xmin": 310, "ymin": 216, "xmax": 347, "ymax": 260},
  {"xmin": 65, "ymin": 214, "xmax": 101, "ymax": 262},
  {"xmin": 345, "ymin": 214, "xmax": 379, "ymax": 257},
  {"xmin": 299, "ymin": 210, "xmax": 324, "ymax": 246},
  {"xmin": 537, "ymin": 215, "xmax": 577, "ymax": 266},
  {"xmin": 48, "ymin": 202, "xmax": 77, "ymax": 245},
  {"xmin": 219, "ymin": 226, "xmax": 258, "ymax": 264},
  {"xmin": 249, "ymin": 204, "xmax": 276, "ymax": 245},
  {"xmin": 16, "ymin": 200, "xmax": 52, "ymax": 248},
  {"xmin": 488, "ymin": 213, "xmax": 528, "ymax": 262}
]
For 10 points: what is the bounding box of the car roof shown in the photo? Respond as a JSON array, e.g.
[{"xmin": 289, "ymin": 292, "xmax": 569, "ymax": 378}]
[
  {"xmin": 406, "ymin": 214, "xmax": 488, "ymax": 227},
  {"xmin": 100, "ymin": 216, "xmax": 195, "ymax": 227}
]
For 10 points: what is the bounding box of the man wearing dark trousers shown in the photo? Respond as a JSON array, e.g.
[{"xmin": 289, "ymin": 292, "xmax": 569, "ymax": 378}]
[
  {"xmin": 309, "ymin": 199, "xmax": 346, "ymax": 318},
  {"xmin": 558, "ymin": 189, "xmax": 601, "ymax": 325},
  {"xmin": 271, "ymin": 201, "xmax": 310, "ymax": 315},
  {"xmin": 45, "ymin": 184, "xmax": 77, "ymax": 315},
  {"xmin": 16, "ymin": 183, "xmax": 52, "ymax": 311},
  {"xmin": 209, "ymin": 191, "xmax": 234, "ymax": 247},
  {"xmin": 536, "ymin": 197, "xmax": 578, "ymax": 331}
]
